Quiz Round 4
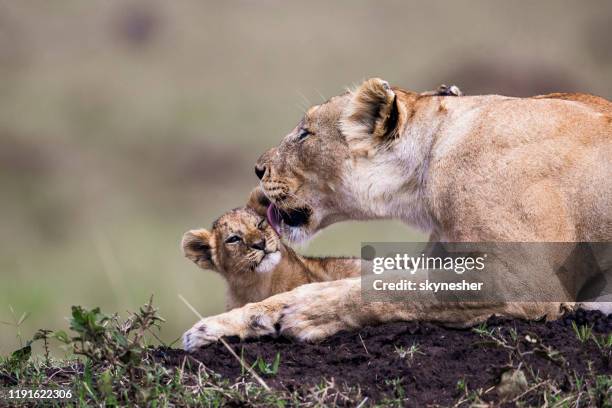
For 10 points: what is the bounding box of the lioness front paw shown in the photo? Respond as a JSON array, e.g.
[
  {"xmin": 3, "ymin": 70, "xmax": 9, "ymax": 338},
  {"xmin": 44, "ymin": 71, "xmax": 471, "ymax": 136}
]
[
  {"xmin": 182, "ymin": 304, "xmax": 280, "ymax": 351},
  {"xmin": 279, "ymin": 278, "xmax": 360, "ymax": 341},
  {"xmin": 183, "ymin": 316, "xmax": 232, "ymax": 352},
  {"xmin": 280, "ymin": 305, "xmax": 345, "ymax": 342},
  {"xmin": 182, "ymin": 278, "xmax": 360, "ymax": 350}
]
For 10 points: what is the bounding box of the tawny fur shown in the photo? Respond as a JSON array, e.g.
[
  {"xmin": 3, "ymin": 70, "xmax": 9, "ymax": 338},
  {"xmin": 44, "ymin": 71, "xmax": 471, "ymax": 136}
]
[
  {"xmin": 182, "ymin": 207, "xmax": 359, "ymax": 310},
  {"xmin": 183, "ymin": 78, "xmax": 611, "ymax": 351}
]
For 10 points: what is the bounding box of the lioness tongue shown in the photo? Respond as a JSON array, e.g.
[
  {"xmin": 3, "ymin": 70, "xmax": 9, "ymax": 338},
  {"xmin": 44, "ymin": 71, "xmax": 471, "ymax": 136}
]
[{"xmin": 267, "ymin": 204, "xmax": 282, "ymax": 236}]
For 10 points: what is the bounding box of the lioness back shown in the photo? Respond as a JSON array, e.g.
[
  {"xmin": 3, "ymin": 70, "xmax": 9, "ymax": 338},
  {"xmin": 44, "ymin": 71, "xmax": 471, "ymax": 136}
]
[{"xmin": 431, "ymin": 92, "xmax": 611, "ymax": 241}]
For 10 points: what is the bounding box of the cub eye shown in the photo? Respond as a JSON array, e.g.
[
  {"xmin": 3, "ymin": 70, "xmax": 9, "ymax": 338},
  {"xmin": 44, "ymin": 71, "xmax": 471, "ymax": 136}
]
[
  {"xmin": 297, "ymin": 128, "xmax": 311, "ymax": 141},
  {"xmin": 225, "ymin": 235, "xmax": 242, "ymax": 244},
  {"xmin": 257, "ymin": 218, "xmax": 268, "ymax": 229}
]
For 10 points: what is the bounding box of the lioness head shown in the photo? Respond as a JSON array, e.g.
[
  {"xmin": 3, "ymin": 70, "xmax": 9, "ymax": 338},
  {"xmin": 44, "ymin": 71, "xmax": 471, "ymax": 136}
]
[
  {"xmin": 182, "ymin": 207, "xmax": 282, "ymax": 277},
  {"xmin": 255, "ymin": 78, "xmax": 434, "ymax": 242}
]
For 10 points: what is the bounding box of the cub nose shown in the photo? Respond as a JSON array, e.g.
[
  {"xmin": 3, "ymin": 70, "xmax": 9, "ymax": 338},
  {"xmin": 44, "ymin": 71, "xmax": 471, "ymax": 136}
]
[
  {"xmin": 251, "ymin": 240, "xmax": 265, "ymax": 251},
  {"xmin": 254, "ymin": 164, "xmax": 266, "ymax": 180}
]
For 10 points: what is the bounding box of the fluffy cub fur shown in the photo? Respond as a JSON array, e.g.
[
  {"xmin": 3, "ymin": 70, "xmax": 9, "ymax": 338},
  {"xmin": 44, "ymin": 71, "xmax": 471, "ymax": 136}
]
[{"xmin": 182, "ymin": 205, "xmax": 359, "ymax": 310}]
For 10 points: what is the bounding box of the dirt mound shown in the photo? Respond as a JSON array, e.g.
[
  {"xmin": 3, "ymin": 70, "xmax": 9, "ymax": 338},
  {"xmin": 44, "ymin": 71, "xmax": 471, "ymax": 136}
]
[{"xmin": 152, "ymin": 310, "xmax": 611, "ymax": 406}]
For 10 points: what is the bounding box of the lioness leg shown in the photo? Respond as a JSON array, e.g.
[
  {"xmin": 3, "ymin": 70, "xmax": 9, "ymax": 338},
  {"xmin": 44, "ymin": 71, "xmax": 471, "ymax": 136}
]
[
  {"xmin": 183, "ymin": 279, "xmax": 352, "ymax": 351},
  {"xmin": 183, "ymin": 277, "xmax": 567, "ymax": 351}
]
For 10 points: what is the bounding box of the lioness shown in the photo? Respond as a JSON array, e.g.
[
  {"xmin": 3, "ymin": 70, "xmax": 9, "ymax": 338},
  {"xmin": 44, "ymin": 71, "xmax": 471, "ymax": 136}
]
[
  {"xmin": 182, "ymin": 202, "xmax": 360, "ymax": 310},
  {"xmin": 183, "ymin": 78, "xmax": 611, "ymax": 351}
]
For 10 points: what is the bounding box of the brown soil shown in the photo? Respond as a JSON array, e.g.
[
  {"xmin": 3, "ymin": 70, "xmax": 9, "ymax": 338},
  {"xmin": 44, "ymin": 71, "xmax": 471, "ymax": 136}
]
[{"xmin": 152, "ymin": 309, "xmax": 611, "ymax": 406}]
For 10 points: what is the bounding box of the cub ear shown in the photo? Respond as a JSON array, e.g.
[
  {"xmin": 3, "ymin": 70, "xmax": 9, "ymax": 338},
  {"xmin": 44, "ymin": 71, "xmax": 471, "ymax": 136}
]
[
  {"xmin": 340, "ymin": 78, "xmax": 403, "ymax": 146},
  {"xmin": 246, "ymin": 186, "xmax": 270, "ymax": 216},
  {"xmin": 182, "ymin": 229, "xmax": 214, "ymax": 270}
]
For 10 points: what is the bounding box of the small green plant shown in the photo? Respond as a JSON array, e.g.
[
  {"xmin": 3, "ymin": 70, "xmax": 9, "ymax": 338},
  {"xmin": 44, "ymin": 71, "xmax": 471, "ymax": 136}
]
[
  {"xmin": 590, "ymin": 332, "xmax": 612, "ymax": 364},
  {"xmin": 454, "ymin": 377, "xmax": 489, "ymax": 405},
  {"xmin": 588, "ymin": 374, "xmax": 612, "ymax": 407},
  {"xmin": 254, "ymin": 352, "xmax": 281, "ymax": 376},
  {"xmin": 508, "ymin": 326, "xmax": 518, "ymax": 342},
  {"xmin": 0, "ymin": 306, "xmax": 30, "ymax": 347},
  {"xmin": 592, "ymin": 333, "xmax": 612, "ymax": 349},
  {"xmin": 456, "ymin": 378, "xmax": 467, "ymax": 395},
  {"xmin": 394, "ymin": 343, "xmax": 424, "ymax": 362},
  {"xmin": 472, "ymin": 322, "xmax": 492, "ymax": 336},
  {"xmin": 4, "ymin": 341, "xmax": 32, "ymax": 374},
  {"xmin": 32, "ymin": 329, "xmax": 53, "ymax": 365},
  {"xmin": 572, "ymin": 321, "xmax": 593, "ymax": 343},
  {"xmin": 384, "ymin": 377, "xmax": 406, "ymax": 401},
  {"xmin": 53, "ymin": 296, "xmax": 164, "ymax": 373}
]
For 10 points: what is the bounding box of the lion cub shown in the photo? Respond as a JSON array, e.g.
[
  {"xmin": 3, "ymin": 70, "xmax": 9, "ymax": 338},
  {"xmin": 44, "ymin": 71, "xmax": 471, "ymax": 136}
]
[{"xmin": 182, "ymin": 207, "xmax": 360, "ymax": 310}]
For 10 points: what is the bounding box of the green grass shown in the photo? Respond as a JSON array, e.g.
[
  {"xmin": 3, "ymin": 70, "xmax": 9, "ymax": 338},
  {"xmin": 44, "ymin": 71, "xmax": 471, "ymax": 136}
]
[
  {"xmin": 572, "ymin": 321, "xmax": 594, "ymax": 343},
  {"xmin": 254, "ymin": 352, "xmax": 281, "ymax": 377},
  {"xmin": 0, "ymin": 298, "xmax": 369, "ymax": 407},
  {"xmin": 393, "ymin": 343, "xmax": 424, "ymax": 364},
  {"xmin": 2, "ymin": 299, "xmax": 610, "ymax": 407}
]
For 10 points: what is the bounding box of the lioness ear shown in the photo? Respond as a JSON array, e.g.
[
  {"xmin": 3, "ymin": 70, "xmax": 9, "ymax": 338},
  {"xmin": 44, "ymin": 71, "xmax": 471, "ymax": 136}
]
[
  {"xmin": 246, "ymin": 187, "xmax": 270, "ymax": 216},
  {"xmin": 182, "ymin": 229, "xmax": 215, "ymax": 270},
  {"xmin": 341, "ymin": 78, "xmax": 403, "ymax": 146},
  {"xmin": 420, "ymin": 84, "xmax": 463, "ymax": 97}
]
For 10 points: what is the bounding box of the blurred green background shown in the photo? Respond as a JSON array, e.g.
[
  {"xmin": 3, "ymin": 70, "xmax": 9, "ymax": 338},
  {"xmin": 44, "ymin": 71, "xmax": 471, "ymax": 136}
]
[{"xmin": 1, "ymin": 1, "xmax": 611, "ymax": 354}]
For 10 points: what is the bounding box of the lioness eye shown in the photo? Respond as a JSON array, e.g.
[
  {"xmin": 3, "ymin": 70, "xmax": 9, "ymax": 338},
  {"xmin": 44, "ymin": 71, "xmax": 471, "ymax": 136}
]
[
  {"xmin": 225, "ymin": 235, "xmax": 242, "ymax": 244},
  {"xmin": 257, "ymin": 219, "xmax": 267, "ymax": 229},
  {"xmin": 297, "ymin": 128, "xmax": 311, "ymax": 141}
]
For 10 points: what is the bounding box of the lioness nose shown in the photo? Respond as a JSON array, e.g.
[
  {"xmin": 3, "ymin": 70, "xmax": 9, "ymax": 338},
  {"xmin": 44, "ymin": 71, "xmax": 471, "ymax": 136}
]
[
  {"xmin": 254, "ymin": 164, "xmax": 266, "ymax": 180},
  {"xmin": 251, "ymin": 240, "xmax": 265, "ymax": 251}
]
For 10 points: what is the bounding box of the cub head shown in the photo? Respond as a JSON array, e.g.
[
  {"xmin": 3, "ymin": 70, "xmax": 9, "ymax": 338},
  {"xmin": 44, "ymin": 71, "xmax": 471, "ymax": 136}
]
[
  {"xmin": 182, "ymin": 207, "xmax": 282, "ymax": 277},
  {"xmin": 254, "ymin": 77, "xmax": 415, "ymax": 243}
]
